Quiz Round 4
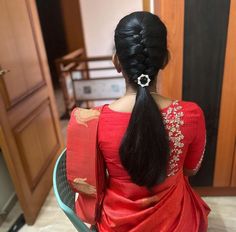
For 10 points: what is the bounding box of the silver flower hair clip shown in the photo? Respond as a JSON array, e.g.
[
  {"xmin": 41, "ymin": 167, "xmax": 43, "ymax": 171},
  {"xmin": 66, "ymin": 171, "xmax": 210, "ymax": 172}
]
[{"xmin": 137, "ymin": 74, "xmax": 151, "ymax": 87}]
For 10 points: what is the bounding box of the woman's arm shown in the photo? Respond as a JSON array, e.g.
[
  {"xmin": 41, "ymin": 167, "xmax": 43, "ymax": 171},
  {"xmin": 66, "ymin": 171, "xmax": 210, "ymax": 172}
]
[
  {"xmin": 183, "ymin": 105, "xmax": 206, "ymax": 176},
  {"xmin": 183, "ymin": 168, "xmax": 198, "ymax": 176}
]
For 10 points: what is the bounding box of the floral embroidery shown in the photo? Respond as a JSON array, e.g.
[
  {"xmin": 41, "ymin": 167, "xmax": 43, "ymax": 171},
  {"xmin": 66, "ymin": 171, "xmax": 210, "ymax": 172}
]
[
  {"xmin": 162, "ymin": 101, "xmax": 184, "ymax": 176},
  {"xmin": 193, "ymin": 135, "xmax": 206, "ymax": 172},
  {"xmin": 74, "ymin": 108, "xmax": 100, "ymax": 127}
]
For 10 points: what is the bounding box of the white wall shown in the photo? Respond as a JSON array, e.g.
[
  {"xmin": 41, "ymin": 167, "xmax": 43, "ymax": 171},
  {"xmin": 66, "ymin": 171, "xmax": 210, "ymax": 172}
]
[
  {"xmin": 79, "ymin": 0, "xmax": 143, "ymax": 106},
  {"xmin": 80, "ymin": 0, "xmax": 143, "ymax": 56}
]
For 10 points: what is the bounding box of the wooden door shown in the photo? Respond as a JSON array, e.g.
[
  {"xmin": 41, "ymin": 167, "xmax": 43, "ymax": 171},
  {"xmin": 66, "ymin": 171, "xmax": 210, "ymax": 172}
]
[
  {"xmin": 213, "ymin": 0, "xmax": 236, "ymax": 188},
  {"xmin": 60, "ymin": 0, "xmax": 86, "ymax": 53},
  {"xmin": 0, "ymin": 0, "xmax": 63, "ymax": 224},
  {"xmin": 155, "ymin": 0, "xmax": 184, "ymax": 100},
  {"xmin": 154, "ymin": 0, "xmax": 236, "ymax": 195},
  {"xmin": 0, "ymin": 0, "xmax": 45, "ymax": 107}
]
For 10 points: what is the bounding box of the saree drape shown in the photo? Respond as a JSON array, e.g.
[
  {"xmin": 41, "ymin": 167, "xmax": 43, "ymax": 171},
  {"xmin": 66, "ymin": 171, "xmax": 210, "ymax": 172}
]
[
  {"xmin": 66, "ymin": 106, "xmax": 106, "ymax": 225},
  {"xmin": 66, "ymin": 101, "xmax": 211, "ymax": 231}
]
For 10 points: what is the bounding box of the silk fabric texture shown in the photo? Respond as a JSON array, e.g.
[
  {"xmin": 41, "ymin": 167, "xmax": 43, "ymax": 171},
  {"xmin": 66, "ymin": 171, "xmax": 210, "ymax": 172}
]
[{"xmin": 67, "ymin": 101, "xmax": 210, "ymax": 231}]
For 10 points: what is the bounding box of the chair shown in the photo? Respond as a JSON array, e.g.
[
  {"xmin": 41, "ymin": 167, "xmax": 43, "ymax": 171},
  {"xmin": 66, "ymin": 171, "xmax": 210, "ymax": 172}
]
[
  {"xmin": 55, "ymin": 51, "xmax": 123, "ymax": 117},
  {"xmin": 53, "ymin": 149, "xmax": 97, "ymax": 231}
]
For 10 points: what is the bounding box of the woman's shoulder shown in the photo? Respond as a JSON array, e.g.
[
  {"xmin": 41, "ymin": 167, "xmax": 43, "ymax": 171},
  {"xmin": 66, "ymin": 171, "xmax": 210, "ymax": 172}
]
[
  {"xmin": 177, "ymin": 100, "xmax": 205, "ymax": 122},
  {"xmin": 69, "ymin": 107, "xmax": 102, "ymax": 128},
  {"xmin": 178, "ymin": 100, "xmax": 203, "ymax": 113}
]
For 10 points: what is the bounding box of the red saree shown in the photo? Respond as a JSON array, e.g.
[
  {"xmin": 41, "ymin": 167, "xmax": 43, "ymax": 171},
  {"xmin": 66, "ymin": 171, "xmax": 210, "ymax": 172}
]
[
  {"xmin": 66, "ymin": 106, "xmax": 106, "ymax": 225},
  {"xmin": 67, "ymin": 100, "xmax": 211, "ymax": 232}
]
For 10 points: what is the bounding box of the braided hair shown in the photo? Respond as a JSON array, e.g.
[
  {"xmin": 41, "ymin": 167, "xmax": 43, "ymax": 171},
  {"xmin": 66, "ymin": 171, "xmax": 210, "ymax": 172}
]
[{"xmin": 115, "ymin": 11, "xmax": 170, "ymax": 188}]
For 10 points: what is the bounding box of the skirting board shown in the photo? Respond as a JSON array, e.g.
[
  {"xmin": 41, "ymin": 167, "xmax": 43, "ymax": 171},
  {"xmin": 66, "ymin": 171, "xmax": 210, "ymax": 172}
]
[
  {"xmin": 0, "ymin": 193, "xmax": 17, "ymax": 226},
  {"xmin": 194, "ymin": 187, "xmax": 236, "ymax": 196}
]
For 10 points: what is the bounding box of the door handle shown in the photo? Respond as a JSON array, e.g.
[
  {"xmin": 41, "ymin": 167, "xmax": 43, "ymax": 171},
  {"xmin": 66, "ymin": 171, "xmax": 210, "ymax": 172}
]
[{"xmin": 0, "ymin": 69, "xmax": 10, "ymax": 76}]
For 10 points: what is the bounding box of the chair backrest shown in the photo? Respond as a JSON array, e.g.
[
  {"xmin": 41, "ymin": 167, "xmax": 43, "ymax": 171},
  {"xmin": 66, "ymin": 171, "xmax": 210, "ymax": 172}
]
[{"xmin": 53, "ymin": 149, "xmax": 94, "ymax": 231}]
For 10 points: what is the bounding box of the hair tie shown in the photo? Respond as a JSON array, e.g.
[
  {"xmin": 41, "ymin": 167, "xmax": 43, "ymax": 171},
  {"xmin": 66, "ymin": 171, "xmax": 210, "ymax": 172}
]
[
  {"xmin": 137, "ymin": 74, "xmax": 151, "ymax": 87},
  {"xmin": 139, "ymin": 29, "xmax": 145, "ymax": 35}
]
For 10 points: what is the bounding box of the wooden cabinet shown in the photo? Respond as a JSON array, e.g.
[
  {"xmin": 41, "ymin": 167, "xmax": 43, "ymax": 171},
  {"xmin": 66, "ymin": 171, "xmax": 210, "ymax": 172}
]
[
  {"xmin": 155, "ymin": 0, "xmax": 236, "ymax": 195},
  {"xmin": 0, "ymin": 0, "xmax": 63, "ymax": 224}
]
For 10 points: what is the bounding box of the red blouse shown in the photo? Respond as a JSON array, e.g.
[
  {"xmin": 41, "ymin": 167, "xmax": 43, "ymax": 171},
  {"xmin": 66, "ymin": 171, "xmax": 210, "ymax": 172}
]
[{"xmin": 97, "ymin": 100, "xmax": 210, "ymax": 232}]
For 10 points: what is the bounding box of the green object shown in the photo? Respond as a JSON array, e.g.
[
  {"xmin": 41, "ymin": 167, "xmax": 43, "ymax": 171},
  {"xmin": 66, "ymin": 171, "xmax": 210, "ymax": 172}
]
[{"xmin": 53, "ymin": 149, "xmax": 97, "ymax": 231}]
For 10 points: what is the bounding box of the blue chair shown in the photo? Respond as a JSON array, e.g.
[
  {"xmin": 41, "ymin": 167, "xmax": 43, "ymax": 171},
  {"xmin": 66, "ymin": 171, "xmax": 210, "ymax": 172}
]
[{"xmin": 53, "ymin": 149, "xmax": 97, "ymax": 231}]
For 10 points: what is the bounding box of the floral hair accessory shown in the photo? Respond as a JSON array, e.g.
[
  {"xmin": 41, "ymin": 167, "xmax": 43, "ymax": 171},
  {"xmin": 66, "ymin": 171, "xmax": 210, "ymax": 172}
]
[{"xmin": 137, "ymin": 74, "xmax": 151, "ymax": 87}]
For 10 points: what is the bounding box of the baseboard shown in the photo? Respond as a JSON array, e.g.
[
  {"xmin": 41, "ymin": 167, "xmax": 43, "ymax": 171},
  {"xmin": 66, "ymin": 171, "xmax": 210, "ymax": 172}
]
[
  {"xmin": 0, "ymin": 193, "xmax": 17, "ymax": 226},
  {"xmin": 194, "ymin": 187, "xmax": 236, "ymax": 196}
]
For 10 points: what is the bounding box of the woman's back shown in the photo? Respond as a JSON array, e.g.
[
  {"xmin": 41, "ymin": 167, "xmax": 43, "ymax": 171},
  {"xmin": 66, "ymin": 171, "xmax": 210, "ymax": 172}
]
[
  {"xmin": 99, "ymin": 97, "xmax": 205, "ymax": 179},
  {"xmin": 97, "ymin": 99, "xmax": 210, "ymax": 231},
  {"xmin": 66, "ymin": 11, "xmax": 210, "ymax": 231}
]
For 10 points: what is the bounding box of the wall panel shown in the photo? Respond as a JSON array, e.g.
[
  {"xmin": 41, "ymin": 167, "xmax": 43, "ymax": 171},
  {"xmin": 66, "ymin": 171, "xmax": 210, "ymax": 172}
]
[
  {"xmin": 183, "ymin": 0, "xmax": 230, "ymax": 186},
  {"xmin": 155, "ymin": 0, "xmax": 184, "ymax": 100},
  {"xmin": 213, "ymin": 0, "xmax": 236, "ymax": 187}
]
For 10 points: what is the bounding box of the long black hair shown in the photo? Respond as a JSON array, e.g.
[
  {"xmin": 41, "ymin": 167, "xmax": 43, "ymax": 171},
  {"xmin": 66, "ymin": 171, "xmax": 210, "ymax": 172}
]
[{"xmin": 115, "ymin": 11, "xmax": 170, "ymax": 188}]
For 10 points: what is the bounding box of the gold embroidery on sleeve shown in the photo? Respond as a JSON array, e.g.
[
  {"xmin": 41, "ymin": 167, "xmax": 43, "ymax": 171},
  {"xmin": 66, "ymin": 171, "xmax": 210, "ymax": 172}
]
[
  {"xmin": 74, "ymin": 108, "xmax": 100, "ymax": 127},
  {"xmin": 162, "ymin": 101, "xmax": 184, "ymax": 177},
  {"xmin": 193, "ymin": 135, "xmax": 206, "ymax": 172}
]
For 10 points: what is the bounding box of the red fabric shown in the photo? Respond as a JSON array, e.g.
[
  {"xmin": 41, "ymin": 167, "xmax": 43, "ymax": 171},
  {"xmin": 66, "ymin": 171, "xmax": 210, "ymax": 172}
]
[
  {"xmin": 66, "ymin": 106, "xmax": 106, "ymax": 224},
  {"xmin": 97, "ymin": 101, "xmax": 210, "ymax": 232},
  {"xmin": 183, "ymin": 105, "xmax": 206, "ymax": 170}
]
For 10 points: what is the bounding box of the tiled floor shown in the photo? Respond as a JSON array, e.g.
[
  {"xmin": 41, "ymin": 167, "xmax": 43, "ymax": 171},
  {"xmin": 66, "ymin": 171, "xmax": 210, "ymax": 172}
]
[
  {"xmin": 1, "ymin": 201, "xmax": 22, "ymax": 232},
  {"xmin": 1, "ymin": 89, "xmax": 236, "ymax": 232},
  {"xmin": 205, "ymin": 197, "xmax": 236, "ymax": 231},
  {"xmin": 1, "ymin": 190, "xmax": 75, "ymax": 232}
]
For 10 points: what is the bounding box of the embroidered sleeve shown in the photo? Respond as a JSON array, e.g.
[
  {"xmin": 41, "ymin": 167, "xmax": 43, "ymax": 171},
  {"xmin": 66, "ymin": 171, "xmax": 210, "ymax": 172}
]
[
  {"xmin": 162, "ymin": 101, "xmax": 185, "ymax": 177},
  {"xmin": 184, "ymin": 106, "xmax": 206, "ymax": 172}
]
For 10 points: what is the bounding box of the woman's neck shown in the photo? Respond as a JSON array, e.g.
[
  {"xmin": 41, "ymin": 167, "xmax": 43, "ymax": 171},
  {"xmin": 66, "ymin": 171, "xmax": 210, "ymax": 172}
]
[{"xmin": 125, "ymin": 84, "xmax": 158, "ymax": 95}]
